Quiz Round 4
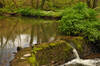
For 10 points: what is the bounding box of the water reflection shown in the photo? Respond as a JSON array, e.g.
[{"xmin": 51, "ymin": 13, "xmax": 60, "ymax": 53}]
[{"xmin": 0, "ymin": 16, "xmax": 57, "ymax": 66}]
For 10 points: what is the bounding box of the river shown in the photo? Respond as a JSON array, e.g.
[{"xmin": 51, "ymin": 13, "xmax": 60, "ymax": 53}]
[{"xmin": 0, "ymin": 16, "xmax": 58, "ymax": 66}]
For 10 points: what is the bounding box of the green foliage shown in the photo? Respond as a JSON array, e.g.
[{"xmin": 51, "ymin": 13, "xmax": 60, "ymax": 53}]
[
  {"xmin": 58, "ymin": 2, "xmax": 100, "ymax": 42},
  {"xmin": 0, "ymin": 0, "xmax": 82, "ymax": 10},
  {"xmin": 16, "ymin": 8, "xmax": 61, "ymax": 17}
]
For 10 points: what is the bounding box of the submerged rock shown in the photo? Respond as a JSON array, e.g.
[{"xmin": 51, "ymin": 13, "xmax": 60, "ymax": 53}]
[
  {"xmin": 24, "ymin": 54, "xmax": 31, "ymax": 57},
  {"xmin": 17, "ymin": 46, "xmax": 22, "ymax": 52},
  {"xmin": 20, "ymin": 57, "xmax": 25, "ymax": 60}
]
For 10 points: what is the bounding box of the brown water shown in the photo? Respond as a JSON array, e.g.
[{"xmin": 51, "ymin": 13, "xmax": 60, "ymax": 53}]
[{"xmin": 0, "ymin": 16, "xmax": 58, "ymax": 66}]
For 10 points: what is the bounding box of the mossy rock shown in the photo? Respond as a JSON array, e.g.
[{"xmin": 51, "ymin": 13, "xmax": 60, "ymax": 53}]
[
  {"xmin": 65, "ymin": 36, "xmax": 90, "ymax": 58},
  {"xmin": 56, "ymin": 36, "xmax": 89, "ymax": 58},
  {"xmin": 29, "ymin": 40, "xmax": 73, "ymax": 66},
  {"xmin": 70, "ymin": 37, "xmax": 84, "ymax": 52},
  {"xmin": 11, "ymin": 37, "xmax": 89, "ymax": 66}
]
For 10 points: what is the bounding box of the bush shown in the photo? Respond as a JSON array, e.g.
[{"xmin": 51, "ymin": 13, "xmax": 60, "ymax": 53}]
[{"xmin": 58, "ymin": 2, "xmax": 100, "ymax": 42}]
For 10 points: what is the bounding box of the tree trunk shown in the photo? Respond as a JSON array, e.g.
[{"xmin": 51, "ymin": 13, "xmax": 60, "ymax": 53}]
[
  {"xmin": 87, "ymin": 0, "xmax": 91, "ymax": 8},
  {"xmin": 41, "ymin": 0, "xmax": 46, "ymax": 9},
  {"xmin": 86, "ymin": 0, "xmax": 98, "ymax": 8},
  {"xmin": 36, "ymin": 0, "xmax": 40, "ymax": 9},
  {"xmin": 92, "ymin": 0, "xmax": 98, "ymax": 8},
  {"xmin": 0, "ymin": 2, "xmax": 3, "ymax": 8},
  {"xmin": 12, "ymin": 0, "xmax": 17, "ymax": 8},
  {"xmin": 31, "ymin": 0, "xmax": 34, "ymax": 8},
  {"xmin": 0, "ymin": 0, "xmax": 5, "ymax": 8}
]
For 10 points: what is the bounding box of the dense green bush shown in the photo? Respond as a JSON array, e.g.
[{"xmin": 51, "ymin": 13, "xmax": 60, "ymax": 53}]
[{"xmin": 58, "ymin": 2, "xmax": 100, "ymax": 42}]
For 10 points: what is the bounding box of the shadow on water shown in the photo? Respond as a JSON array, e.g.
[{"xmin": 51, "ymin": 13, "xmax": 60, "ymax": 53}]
[{"xmin": 0, "ymin": 16, "xmax": 58, "ymax": 66}]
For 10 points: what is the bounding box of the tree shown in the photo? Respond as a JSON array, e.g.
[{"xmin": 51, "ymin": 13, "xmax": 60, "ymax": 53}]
[
  {"xmin": 0, "ymin": 2, "xmax": 4, "ymax": 8},
  {"xmin": 0, "ymin": 0, "xmax": 5, "ymax": 8},
  {"xmin": 41, "ymin": 0, "xmax": 46, "ymax": 9},
  {"xmin": 92, "ymin": 0, "xmax": 98, "ymax": 8},
  {"xmin": 12, "ymin": 0, "xmax": 18, "ymax": 8},
  {"xmin": 86, "ymin": 0, "xmax": 98, "ymax": 8},
  {"xmin": 30, "ymin": 0, "xmax": 34, "ymax": 8},
  {"xmin": 36, "ymin": 0, "xmax": 40, "ymax": 9}
]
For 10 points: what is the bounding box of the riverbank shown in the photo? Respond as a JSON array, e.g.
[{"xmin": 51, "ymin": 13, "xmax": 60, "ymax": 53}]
[{"xmin": 0, "ymin": 8, "xmax": 62, "ymax": 19}]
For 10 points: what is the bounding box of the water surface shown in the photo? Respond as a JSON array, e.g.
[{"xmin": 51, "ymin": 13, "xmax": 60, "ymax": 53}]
[{"xmin": 0, "ymin": 16, "xmax": 58, "ymax": 66}]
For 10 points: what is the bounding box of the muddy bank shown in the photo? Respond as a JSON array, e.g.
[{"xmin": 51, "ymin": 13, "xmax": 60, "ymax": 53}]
[{"xmin": 2, "ymin": 13, "xmax": 61, "ymax": 20}]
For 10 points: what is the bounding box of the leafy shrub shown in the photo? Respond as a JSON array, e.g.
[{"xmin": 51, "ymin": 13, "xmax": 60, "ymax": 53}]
[{"xmin": 58, "ymin": 2, "xmax": 100, "ymax": 42}]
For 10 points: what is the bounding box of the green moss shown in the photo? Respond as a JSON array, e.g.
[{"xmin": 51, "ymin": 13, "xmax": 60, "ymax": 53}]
[
  {"xmin": 64, "ymin": 42, "xmax": 72, "ymax": 52},
  {"xmin": 28, "ymin": 54, "xmax": 39, "ymax": 66},
  {"xmin": 71, "ymin": 37, "xmax": 84, "ymax": 52}
]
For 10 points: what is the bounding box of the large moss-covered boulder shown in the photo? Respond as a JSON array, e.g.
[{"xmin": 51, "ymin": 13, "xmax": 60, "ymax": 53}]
[
  {"xmin": 11, "ymin": 37, "xmax": 90, "ymax": 66},
  {"xmin": 29, "ymin": 40, "xmax": 73, "ymax": 66},
  {"xmin": 28, "ymin": 37, "xmax": 90, "ymax": 66}
]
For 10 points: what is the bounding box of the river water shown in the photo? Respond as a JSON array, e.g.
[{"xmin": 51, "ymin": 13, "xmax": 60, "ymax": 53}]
[{"xmin": 0, "ymin": 16, "xmax": 58, "ymax": 66}]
